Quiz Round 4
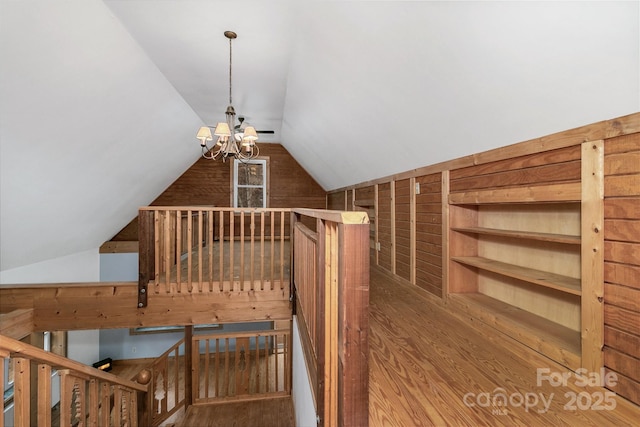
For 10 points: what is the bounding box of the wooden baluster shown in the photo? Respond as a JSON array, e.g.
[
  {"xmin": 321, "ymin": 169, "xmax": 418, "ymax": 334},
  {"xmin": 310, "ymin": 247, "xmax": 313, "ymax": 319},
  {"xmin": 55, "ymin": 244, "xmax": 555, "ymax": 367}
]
[
  {"xmin": 250, "ymin": 211, "xmax": 255, "ymax": 289},
  {"xmin": 37, "ymin": 364, "xmax": 52, "ymax": 427},
  {"xmin": 113, "ymin": 386, "xmax": 122, "ymax": 427},
  {"xmin": 187, "ymin": 210, "xmax": 193, "ymax": 292},
  {"xmin": 214, "ymin": 339, "xmax": 220, "ymax": 398},
  {"xmin": 240, "ymin": 212, "xmax": 245, "ymax": 290},
  {"xmin": 270, "ymin": 212, "xmax": 276, "ymax": 289},
  {"xmin": 219, "ymin": 210, "xmax": 225, "ymax": 291},
  {"xmin": 208, "ymin": 210, "xmax": 214, "ymax": 292},
  {"xmin": 260, "ymin": 211, "xmax": 265, "ymax": 291},
  {"xmin": 163, "ymin": 211, "xmax": 172, "ymax": 292},
  {"xmin": 14, "ymin": 357, "xmax": 30, "ymax": 427},
  {"xmin": 176, "ymin": 209, "xmax": 182, "ymax": 292},
  {"xmin": 265, "ymin": 335, "xmax": 270, "ymax": 393},
  {"xmin": 280, "ymin": 210, "xmax": 286, "ymax": 288},
  {"xmin": 223, "ymin": 338, "xmax": 230, "ymax": 397},
  {"xmin": 100, "ymin": 383, "xmax": 111, "ymax": 426},
  {"xmin": 229, "ymin": 213, "xmax": 235, "ymax": 291},
  {"xmin": 130, "ymin": 390, "xmax": 139, "ymax": 427},
  {"xmin": 154, "ymin": 210, "xmax": 160, "ymax": 292},
  {"xmin": 204, "ymin": 339, "xmax": 210, "ymax": 399},
  {"xmin": 198, "ymin": 210, "xmax": 204, "ymax": 291},
  {"xmin": 174, "ymin": 347, "xmax": 180, "ymax": 411}
]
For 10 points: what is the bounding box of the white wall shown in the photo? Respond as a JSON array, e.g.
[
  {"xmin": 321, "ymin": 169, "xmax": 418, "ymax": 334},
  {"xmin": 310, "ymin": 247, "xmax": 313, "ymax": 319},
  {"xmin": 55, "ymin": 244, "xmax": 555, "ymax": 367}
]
[
  {"xmin": 283, "ymin": 1, "xmax": 640, "ymax": 190},
  {"xmin": 292, "ymin": 316, "xmax": 317, "ymax": 427},
  {"xmin": 0, "ymin": 249, "xmax": 99, "ymax": 285},
  {"xmin": 0, "ymin": 0, "xmax": 204, "ymax": 272}
]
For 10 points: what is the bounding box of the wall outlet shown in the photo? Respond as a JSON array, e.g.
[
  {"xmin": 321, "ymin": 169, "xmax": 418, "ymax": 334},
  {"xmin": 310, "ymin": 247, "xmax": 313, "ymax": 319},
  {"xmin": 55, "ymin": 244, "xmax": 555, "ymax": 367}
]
[
  {"xmin": 415, "ymin": 182, "xmax": 421, "ymax": 194},
  {"xmin": 132, "ymin": 346, "xmax": 137, "ymax": 354}
]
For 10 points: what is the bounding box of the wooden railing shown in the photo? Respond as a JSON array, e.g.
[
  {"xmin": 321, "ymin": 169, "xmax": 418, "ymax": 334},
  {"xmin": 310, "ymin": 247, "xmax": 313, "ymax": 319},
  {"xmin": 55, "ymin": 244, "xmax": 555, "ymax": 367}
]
[
  {"xmin": 192, "ymin": 327, "xmax": 291, "ymax": 404},
  {"xmin": 145, "ymin": 338, "xmax": 186, "ymax": 426},
  {"xmin": 138, "ymin": 207, "xmax": 291, "ymax": 307},
  {"xmin": 0, "ymin": 334, "xmax": 147, "ymax": 427},
  {"xmin": 291, "ymin": 209, "xmax": 370, "ymax": 427}
]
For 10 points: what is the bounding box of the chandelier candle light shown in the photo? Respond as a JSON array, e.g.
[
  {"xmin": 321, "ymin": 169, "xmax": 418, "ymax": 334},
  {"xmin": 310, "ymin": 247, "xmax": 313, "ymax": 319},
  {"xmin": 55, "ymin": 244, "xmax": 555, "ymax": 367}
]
[{"xmin": 196, "ymin": 31, "xmax": 259, "ymax": 162}]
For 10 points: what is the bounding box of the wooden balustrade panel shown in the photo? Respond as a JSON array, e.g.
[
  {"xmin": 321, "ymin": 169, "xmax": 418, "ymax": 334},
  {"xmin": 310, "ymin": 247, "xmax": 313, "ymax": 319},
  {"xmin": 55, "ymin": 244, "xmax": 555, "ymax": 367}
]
[
  {"xmin": 147, "ymin": 340, "xmax": 185, "ymax": 426},
  {"xmin": 192, "ymin": 329, "xmax": 291, "ymax": 404},
  {"xmin": 294, "ymin": 223, "xmax": 318, "ymax": 351},
  {"xmin": 144, "ymin": 208, "xmax": 291, "ymax": 298}
]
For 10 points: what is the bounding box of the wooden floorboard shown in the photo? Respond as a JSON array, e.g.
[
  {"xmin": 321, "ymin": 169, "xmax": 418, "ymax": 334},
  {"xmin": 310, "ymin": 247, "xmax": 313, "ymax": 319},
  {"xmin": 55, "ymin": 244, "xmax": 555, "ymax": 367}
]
[
  {"xmin": 368, "ymin": 265, "xmax": 640, "ymax": 426},
  {"xmin": 177, "ymin": 397, "xmax": 294, "ymax": 427}
]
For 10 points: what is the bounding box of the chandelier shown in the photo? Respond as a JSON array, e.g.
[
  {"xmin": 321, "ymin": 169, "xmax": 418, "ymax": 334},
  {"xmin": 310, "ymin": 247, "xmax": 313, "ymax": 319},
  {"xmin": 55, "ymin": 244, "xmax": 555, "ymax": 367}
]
[{"xmin": 196, "ymin": 31, "xmax": 259, "ymax": 162}]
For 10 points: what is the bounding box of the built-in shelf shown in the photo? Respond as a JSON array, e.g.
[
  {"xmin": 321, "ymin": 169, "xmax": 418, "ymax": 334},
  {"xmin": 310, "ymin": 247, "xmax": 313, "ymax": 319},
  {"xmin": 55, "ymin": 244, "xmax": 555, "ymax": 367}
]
[
  {"xmin": 451, "ymin": 256, "xmax": 582, "ymax": 296},
  {"xmin": 451, "ymin": 227, "xmax": 581, "ymax": 245},
  {"xmin": 448, "ymin": 293, "xmax": 581, "ymax": 370}
]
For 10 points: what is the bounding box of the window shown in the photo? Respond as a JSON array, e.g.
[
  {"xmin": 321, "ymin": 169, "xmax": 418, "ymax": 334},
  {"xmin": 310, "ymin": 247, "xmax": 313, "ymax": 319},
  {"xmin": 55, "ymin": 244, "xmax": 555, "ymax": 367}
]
[{"xmin": 233, "ymin": 159, "xmax": 267, "ymax": 208}]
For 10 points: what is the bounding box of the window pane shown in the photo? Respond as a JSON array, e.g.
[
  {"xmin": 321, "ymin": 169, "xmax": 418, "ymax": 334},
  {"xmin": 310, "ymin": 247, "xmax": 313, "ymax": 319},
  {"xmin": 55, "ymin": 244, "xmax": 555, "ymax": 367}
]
[
  {"xmin": 237, "ymin": 187, "xmax": 264, "ymax": 208},
  {"xmin": 237, "ymin": 163, "xmax": 264, "ymax": 185}
]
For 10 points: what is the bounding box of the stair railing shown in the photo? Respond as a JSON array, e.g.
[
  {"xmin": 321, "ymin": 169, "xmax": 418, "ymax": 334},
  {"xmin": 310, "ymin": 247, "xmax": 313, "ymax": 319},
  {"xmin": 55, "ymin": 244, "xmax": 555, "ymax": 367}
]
[{"xmin": 0, "ymin": 334, "xmax": 147, "ymax": 427}]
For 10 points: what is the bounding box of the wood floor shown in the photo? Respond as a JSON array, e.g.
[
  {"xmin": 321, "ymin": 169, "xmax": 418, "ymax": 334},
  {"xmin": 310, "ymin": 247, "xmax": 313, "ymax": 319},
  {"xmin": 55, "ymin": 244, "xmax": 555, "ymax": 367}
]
[
  {"xmin": 176, "ymin": 398, "xmax": 294, "ymax": 427},
  {"xmin": 368, "ymin": 265, "xmax": 640, "ymax": 426},
  {"xmin": 108, "ymin": 263, "xmax": 640, "ymax": 426}
]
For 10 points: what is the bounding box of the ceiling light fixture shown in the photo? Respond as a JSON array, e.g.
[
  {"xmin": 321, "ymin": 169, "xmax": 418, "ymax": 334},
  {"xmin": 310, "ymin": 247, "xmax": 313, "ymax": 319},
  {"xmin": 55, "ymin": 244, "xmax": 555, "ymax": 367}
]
[{"xmin": 196, "ymin": 31, "xmax": 259, "ymax": 162}]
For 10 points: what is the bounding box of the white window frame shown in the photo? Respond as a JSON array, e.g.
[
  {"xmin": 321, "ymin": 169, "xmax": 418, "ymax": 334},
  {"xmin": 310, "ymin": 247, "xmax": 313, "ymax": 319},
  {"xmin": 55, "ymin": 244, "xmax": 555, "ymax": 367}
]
[{"xmin": 233, "ymin": 158, "xmax": 267, "ymax": 208}]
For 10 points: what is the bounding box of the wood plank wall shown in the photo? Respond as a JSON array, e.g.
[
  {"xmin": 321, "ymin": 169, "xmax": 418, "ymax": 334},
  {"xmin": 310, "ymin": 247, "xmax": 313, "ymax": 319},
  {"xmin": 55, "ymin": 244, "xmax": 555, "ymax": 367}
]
[
  {"xmin": 394, "ymin": 179, "xmax": 412, "ymax": 282},
  {"xmin": 326, "ymin": 112, "xmax": 640, "ymax": 406},
  {"xmin": 603, "ymin": 132, "xmax": 640, "ymax": 405},
  {"xmin": 377, "ymin": 183, "xmax": 393, "ymax": 273},
  {"xmin": 327, "ymin": 191, "xmax": 346, "ymax": 210},
  {"xmin": 110, "ymin": 143, "xmax": 326, "ymax": 242},
  {"xmin": 415, "ymin": 173, "xmax": 443, "ymax": 297}
]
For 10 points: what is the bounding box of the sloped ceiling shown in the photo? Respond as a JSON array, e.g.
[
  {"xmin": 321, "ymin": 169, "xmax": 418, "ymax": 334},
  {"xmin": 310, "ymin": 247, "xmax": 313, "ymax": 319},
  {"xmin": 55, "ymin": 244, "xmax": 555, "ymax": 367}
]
[{"xmin": 1, "ymin": 0, "xmax": 638, "ymax": 275}]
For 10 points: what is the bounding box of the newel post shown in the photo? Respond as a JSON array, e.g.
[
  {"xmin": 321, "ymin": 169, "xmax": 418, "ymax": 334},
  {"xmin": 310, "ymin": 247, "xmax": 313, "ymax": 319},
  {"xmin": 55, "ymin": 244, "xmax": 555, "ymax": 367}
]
[
  {"xmin": 337, "ymin": 222, "xmax": 370, "ymax": 427},
  {"xmin": 138, "ymin": 209, "xmax": 155, "ymax": 308}
]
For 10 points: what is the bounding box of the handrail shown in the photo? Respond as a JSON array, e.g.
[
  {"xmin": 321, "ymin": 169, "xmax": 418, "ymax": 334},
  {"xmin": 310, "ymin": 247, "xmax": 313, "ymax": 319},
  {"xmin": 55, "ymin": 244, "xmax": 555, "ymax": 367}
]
[
  {"xmin": 292, "ymin": 208, "xmax": 369, "ymax": 224},
  {"xmin": 291, "ymin": 209, "xmax": 370, "ymax": 427},
  {"xmin": 1, "ymin": 333, "xmax": 146, "ymax": 427},
  {"xmin": 0, "ymin": 334, "xmax": 146, "ymax": 392}
]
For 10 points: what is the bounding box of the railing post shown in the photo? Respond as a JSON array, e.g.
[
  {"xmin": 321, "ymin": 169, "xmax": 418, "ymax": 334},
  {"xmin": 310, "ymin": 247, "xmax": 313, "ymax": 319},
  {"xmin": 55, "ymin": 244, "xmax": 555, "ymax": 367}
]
[
  {"xmin": 290, "ymin": 212, "xmax": 298, "ymax": 315},
  {"xmin": 138, "ymin": 209, "xmax": 154, "ymax": 308},
  {"xmin": 316, "ymin": 217, "xmax": 327, "ymax": 426},
  {"xmin": 338, "ymin": 223, "xmax": 370, "ymax": 427},
  {"xmin": 185, "ymin": 325, "xmax": 193, "ymax": 407}
]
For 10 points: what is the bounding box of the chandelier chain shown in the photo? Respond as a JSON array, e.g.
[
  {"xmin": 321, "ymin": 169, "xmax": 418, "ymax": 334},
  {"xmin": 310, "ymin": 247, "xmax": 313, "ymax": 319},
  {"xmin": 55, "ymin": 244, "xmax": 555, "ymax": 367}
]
[{"xmin": 229, "ymin": 36, "xmax": 233, "ymax": 105}]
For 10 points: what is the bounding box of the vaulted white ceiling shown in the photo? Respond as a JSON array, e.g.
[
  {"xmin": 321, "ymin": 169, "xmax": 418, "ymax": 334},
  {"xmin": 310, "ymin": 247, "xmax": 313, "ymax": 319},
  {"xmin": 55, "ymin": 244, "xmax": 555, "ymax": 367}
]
[{"xmin": 1, "ymin": 0, "xmax": 638, "ymax": 276}]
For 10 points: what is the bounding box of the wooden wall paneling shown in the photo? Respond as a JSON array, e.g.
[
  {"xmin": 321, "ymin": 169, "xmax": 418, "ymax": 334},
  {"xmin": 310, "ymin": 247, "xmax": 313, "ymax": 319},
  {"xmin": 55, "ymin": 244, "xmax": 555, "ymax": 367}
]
[
  {"xmin": 441, "ymin": 171, "xmax": 449, "ymax": 300},
  {"xmin": 391, "ymin": 182, "xmax": 396, "ymax": 275},
  {"xmin": 450, "ymin": 155, "xmax": 581, "ymax": 192},
  {"xmin": 394, "ymin": 179, "xmax": 411, "ymax": 282},
  {"xmin": 602, "ymin": 131, "xmax": 640, "ymax": 406},
  {"xmin": 354, "ymin": 186, "xmax": 376, "ymax": 252},
  {"xmin": 415, "ymin": 173, "xmax": 444, "ymax": 297},
  {"xmin": 327, "ymin": 191, "xmax": 346, "ymax": 211},
  {"xmin": 375, "ymin": 184, "xmax": 379, "ymax": 266},
  {"xmin": 581, "ymin": 140, "xmax": 605, "ymax": 373},
  {"xmin": 410, "ymin": 177, "xmax": 416, "ymax": 285},
  {"xmin": 377, "ymin": 183, "xmax": 392, "ymax": 271},
  {"xmin": 110, "ymin": 144, "xmax": 325, "ymax": 241}
]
